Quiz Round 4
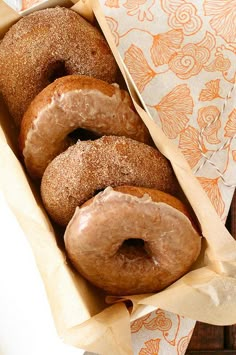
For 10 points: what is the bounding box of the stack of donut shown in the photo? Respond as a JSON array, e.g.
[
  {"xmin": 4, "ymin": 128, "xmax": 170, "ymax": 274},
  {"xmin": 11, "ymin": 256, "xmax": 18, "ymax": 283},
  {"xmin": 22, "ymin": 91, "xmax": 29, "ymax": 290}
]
[{"xmin": 0, "ymin": 7, "xmax": 201, "ymax": 295}]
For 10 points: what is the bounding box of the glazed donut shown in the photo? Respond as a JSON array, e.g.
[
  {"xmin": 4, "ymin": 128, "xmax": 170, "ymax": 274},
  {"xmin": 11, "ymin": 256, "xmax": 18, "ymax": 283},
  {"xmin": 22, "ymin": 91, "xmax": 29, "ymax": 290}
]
[
  {"xmin": 41, "ymin": 136, "xmax": 177, "ymax": 226},
  {"xmin": 64, "ymin": 186, "xmax": 201, "ymax": 295},
  {"xmin": 0, "ymin": 7, "xmax": 117, "ymax": 126},
  {"xmin": 19, "ymin": 75, "xmax": 151, "ymax": 178}
]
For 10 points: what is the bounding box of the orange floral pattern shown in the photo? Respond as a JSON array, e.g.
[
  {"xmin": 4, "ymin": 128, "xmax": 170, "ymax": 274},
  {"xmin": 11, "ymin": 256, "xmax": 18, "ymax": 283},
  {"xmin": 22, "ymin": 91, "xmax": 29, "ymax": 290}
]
[
  {"xmin": 124, "ymin": 44, "xmax": 156, "ymax": 92},
  {"xmin": 160, "ymin": 0, "xmax": 185, "ymax": 14},
  {"xmin": 144, "ymin": 310, "xmax": 172, "ymax": 332},
  {"xmin": 150, "ymin": 29, "xmax": 183, "ymax": 67},
  {"xmin": 161, "ymin": 0, "xmax": 202, "ymax": 35},
  {"xmin": 105, "ymin": 16, "xmax": 120, "ymax": 45},
  {"xmin": 177, "ymin": 329, "xmax": 194, "ymax": 355},
  {"xmin": 131, "ymin": 309, "xmax": 183, "ymax": 348},
  {"xmin": 179, "ymin": 126, "xmax": 207, "ymax": 168},
  {"xmin": 213, "ymin": 45, "xmax": 236, "ymax": 83},
  {"xmin": 139, "ymin": 338, "xmax": 160, "ymax": 355},
  {"xmin": 123, "ymin": 0, "xmax": 155, "ymax": 21},
  {"xmin": 199, "ymin": 79, "xmax": 222, "ymax": 101},
  {"xmin": 197, "ymin": 106, "xmax": 221, "ymax": 144},
  {"xmin": 198, "ymin": 30, "xmax": 216, "ymax": 50},
  {"xmin": 131, "ymin": 314, "xmax": 151, "ymax": 333},
  {"xmin": 154, "ymin": 84, "xmax": 193, "ymax": 139},
  {"xmin": 168, "ymin": 3, "xmax": 202, "ymax": 36},
  {"xmin": 169, "ymin": 32, "xmax": 215, "ymax": 79},
  {"xmin": 169, "ymin": 43, "xmax": 207, "ymax": 79},
  {"xmin": 197, "ymin": 177, "xmax": 225, "ymax": 217},
  {"xmin": 204, "ymin": 54, "xmax": 231, "ymax": 74},
  {"xmin": 224, "ymin": 109, "xmax": 236, "ymax": 138},
  {"xmin": 203, "ymin": 0, "xmax": 236, "ymax": 43}
]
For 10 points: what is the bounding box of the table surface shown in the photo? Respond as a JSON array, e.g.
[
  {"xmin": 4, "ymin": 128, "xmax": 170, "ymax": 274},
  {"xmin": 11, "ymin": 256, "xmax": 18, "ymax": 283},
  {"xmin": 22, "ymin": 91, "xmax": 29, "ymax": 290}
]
[{"xmin": 186, "ymin": 192, "xmax": 236, "ymax": 354}]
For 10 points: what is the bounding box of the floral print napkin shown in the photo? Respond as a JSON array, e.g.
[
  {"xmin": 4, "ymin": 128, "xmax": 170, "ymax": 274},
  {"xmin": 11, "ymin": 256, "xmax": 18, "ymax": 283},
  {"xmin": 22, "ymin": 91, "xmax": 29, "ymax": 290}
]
[{"xmin": 102, "ymin": 0, "xmax": 236, "ymax": 221}]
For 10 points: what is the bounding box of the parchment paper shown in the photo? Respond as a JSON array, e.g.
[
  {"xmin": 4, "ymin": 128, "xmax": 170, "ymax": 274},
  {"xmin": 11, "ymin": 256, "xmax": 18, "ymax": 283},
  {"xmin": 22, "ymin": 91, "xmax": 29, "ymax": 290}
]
[{"xmin": 0, "ymin": 1, "xmax": 236, "ymax": 354}]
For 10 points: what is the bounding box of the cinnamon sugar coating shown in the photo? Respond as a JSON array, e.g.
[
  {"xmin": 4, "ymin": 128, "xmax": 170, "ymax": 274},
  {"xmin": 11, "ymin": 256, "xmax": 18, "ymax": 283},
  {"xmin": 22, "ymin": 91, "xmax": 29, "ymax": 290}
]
[
  {"xmin": 0, "ymin": 7, "xmax": 117, "ymax": 125},
  {"xmin": 41, "ymin": 136, "xmax": 177, "ymax": 226}
]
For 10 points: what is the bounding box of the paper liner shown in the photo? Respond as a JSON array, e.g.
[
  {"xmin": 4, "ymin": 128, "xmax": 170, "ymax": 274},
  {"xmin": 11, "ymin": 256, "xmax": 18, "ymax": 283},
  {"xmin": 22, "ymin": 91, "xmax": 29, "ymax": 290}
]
[{"xmin": 0, "ymin": 1, "xmax": 236, "ymax": 354}]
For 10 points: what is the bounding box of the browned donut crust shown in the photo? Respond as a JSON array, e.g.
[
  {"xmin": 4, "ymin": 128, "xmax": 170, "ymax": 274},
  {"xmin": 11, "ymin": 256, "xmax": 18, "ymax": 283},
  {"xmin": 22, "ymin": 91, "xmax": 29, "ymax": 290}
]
[
  {"xmin": 19, "ymin": 75, "xmax": 151, "ymax": 178},
  {"xmin": 113, "ymin": 186, "xmax": 198, "ymax": 229},
  {"xmin": 83, "ymin": 185, "xmax": 191, "ymax": 217},
  {"xmin": 41, "ymin": 136, "xmax": 177, "ymax": 226},
  {"xmin": 0, "ymin": 7, "xmax": 117, "ymax": 126},
  {"xmin": 64, "ymin": 186, "xmax": 201, "ymax": 295}
]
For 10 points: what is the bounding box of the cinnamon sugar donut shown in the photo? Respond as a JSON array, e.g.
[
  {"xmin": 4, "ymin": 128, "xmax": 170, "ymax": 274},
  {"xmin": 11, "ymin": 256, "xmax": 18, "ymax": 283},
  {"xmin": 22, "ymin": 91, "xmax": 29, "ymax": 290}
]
[
  {"xmin": 19, "ymin": 75, "xmax": 151, "ymax": 178},
  {"xmin": 64, "ymin": 186, "xmax": 201, "ymax": 295},
  {"xmin": 41, "ymin": 136, "xmax": 177, "ymax": 226},
  {"xmin": 0, "ymin": 7, "xmax": 117, "ymax": 126}
]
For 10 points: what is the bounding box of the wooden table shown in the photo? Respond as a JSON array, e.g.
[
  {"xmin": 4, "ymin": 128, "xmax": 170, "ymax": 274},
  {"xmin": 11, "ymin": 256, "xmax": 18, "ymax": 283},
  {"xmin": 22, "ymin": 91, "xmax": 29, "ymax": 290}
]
[{"xmin": 187, "ymin": 192, "xmax": 236, "ymax": 354}]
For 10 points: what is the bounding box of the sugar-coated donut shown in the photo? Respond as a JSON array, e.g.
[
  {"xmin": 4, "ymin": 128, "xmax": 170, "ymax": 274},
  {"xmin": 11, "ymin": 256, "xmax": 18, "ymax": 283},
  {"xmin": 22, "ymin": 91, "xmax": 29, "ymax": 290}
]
[
  {"xmin": 64, "ymin": 186, "xmax": 201, "ymax": 295},
  {"xmin": 19, "ymin": 75, "xmax": 151, "ymax": 178},
  {"xmin": 0, "ymin": 7, "xmax": 117, "ymax": 126},
  {"xmin": 41, "ymin": 136, "xmax": 177, "ymax": 226}
]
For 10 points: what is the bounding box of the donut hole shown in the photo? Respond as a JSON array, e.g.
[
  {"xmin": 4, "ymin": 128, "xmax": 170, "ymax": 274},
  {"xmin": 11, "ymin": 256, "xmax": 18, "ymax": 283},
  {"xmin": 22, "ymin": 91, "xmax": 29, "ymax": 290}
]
[
  {"xmin": 123, "ymin": 238, "xmax": 145, "ymax": 248},
  {"xmin": 47, "ymin": 61, "xmax": 67, "ymax": 83},
  {"xmin": 68, "ymin": 128, "xmax": 101, "ymax": 142},
  {"xmin": 118, "ymin": 238, "xmax": 149, "ymax": 259}
]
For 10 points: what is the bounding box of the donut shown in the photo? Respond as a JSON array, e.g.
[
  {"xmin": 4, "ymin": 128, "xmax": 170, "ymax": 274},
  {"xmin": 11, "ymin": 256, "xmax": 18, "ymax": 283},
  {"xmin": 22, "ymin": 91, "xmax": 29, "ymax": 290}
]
[
  {"xmin": 0, "ymin": 7, "xmax": 117, "ymax": 126},
  {"xmin": 19, "ymin": 75, "xmax": 151, "ymax": 178},
  {"xmin": 41, "ymin": 136, "xmax": 178, "ymax": 226},
  {"xmin": 64, "ymin": 186, "xmax": 201, "ymax": 295}
]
